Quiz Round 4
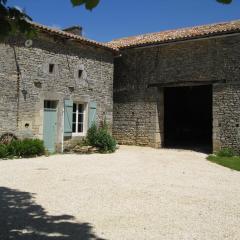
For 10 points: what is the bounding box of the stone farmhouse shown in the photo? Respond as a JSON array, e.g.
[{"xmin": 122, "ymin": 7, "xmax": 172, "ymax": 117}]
[
  {"xmin": 1, "ymin": 20, "xmax": 240, "ymax": 153},
  {"xmin": 0, "ymin": 23, "xmax": 115, "ymax": 152}
]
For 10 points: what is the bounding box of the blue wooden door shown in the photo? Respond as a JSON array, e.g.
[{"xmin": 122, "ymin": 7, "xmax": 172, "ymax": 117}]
[{"xmin": 43, "ymin": 101, "xmax": 57, "ymax": 153}]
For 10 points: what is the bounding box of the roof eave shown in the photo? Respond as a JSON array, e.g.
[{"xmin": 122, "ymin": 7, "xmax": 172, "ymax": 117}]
[{"xmin": 115, "ymin": 29, "xmax": 240, "ymax": 50}]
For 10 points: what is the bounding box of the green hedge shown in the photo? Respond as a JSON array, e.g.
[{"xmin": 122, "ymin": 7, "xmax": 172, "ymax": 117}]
[{"xmin": 0, "ymin": 139, "xmax": 45, "ymax": 159}]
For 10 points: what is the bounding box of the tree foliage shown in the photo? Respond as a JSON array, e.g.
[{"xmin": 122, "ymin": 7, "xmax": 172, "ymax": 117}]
[
  {"xmin": 0, "ymin": 0, "xmax": 101, "ymax": 39},
  {"xmin": 216, "ymin": 0, "xmax": 232, "ymax": 3},
  {"xmin": 0, "ymin": 0, "xmax": 35, "ymax": 40},
  {"xmin": 71, "ymin": 0, "xmax": 100, "ymax": 10}
]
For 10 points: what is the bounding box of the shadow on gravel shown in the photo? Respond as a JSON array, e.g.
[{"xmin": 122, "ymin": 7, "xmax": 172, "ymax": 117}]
[{"xmin": 0, "ymin": 187, "xmax": 106, "ymax": 240}]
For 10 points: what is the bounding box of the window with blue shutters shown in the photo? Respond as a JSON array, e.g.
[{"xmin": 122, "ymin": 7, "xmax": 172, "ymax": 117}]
[{"xmin": 64, "ymin": 100, "xmax": 96, "ymax": 138}]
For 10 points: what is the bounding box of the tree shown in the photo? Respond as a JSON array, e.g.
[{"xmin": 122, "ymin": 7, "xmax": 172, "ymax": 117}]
[
  {"xmin": 71, "ymin": 0, "xmax": 100, "ymax": 10},
  {"xmin": 0, "ymin": 0, "xmax": 233, "ymax": 39},
  {"xmin": 0, "ymin": 0, "xmax": 101, "ymax": 39},
  {"xmin": 217, "ymin": 0, "xmax": 232, "ymax": 3}
]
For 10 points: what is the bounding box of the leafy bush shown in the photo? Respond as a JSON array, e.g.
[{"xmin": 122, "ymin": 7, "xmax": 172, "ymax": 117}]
[
  {"xmin": 0, "ymin": 144, "xmax": 8, "ymax": 159},
  {"xmin": 86, "ymin": 124, "xmax": 98, "ymax": 146},
  {"xmin": 7, "ymin": 140, "xmax": 23, "ymax": 157},
  {"xmin": 16, "ymin": 139, "xmax": 45, "ymax": 157},
  {"xmin": 216, "ymin": 148, "xmax": 236, "ymax": 157},
  {"xmin": 0, "ymin": 139, "xmax": 45, "ymax": 159},
  {"xmin": 86, "ymin": 124, "xmax": 117, "ymax": 153},
  {"xmin": 95, "ymin": 128, "xmax": 117, "ymax": 153}
]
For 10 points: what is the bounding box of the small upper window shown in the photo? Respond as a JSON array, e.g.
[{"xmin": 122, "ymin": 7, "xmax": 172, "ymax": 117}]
[
  {"xmin": 78, "ymin": 69, "xmax": 83, "ymax": 79},
  {"xmin": 49, "ymin": 64, "xmax": 55, "ymax": 73}
]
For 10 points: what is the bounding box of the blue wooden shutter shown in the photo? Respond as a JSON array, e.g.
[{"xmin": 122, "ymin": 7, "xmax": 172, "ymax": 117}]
[
  {"xmin": 88, "ymin": 102, "xmax": 97, "ymax": 128},
  {"xmin": 64, "ymin": 100, "xmax": 73, "ymax": 137}
]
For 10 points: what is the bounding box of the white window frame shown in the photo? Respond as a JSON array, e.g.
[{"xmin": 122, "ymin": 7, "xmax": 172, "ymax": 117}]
[{"xmin": 72, "ymin": 102, "xmax": 88, "ymax": 137}]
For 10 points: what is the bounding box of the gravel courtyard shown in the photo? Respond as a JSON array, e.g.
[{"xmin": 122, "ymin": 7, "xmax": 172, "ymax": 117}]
[{"xmin": 0, "ymin": 146, "xmax": 240, "ymax": 240}]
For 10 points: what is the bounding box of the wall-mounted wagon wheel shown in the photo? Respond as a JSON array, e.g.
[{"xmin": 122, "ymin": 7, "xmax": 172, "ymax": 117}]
[{"xmin": 0, "ymin": 133, "xmax": 18, "ymax": 145}]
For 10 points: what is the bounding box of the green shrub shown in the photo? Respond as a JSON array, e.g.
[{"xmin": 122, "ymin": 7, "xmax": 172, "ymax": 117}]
[
  {"xmin": 95, "ymin": 128, "xmax": 117, "ymax": 153},
  {"xmin": 86, "ymin": 123, "xmax": 117, "ymax": 153},
  {"xmin": 86, "ymin": 124, "xmax": 98, "ymax": 146},
  {"xmin": 216, "ymin": 148, "xmax": 236, "ymax": 157},
  {"xmin": 7, "ymin": 140, "xmax": 23, "ymax": 157},
  {"xmin": 17, "ymin": 139, "xmax": 45, "ymax": 157},
  {"xmin": 0, "ymin": 139, "xmax": 45, "ymax": 159},
  {"xmin": 0, "ymin": 144, "xmax": 8, "ymax": 159}
]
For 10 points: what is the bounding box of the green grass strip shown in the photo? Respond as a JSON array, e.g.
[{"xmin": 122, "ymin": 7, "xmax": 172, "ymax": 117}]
[{"xmin": 207, "ymin": 155, "xmax": 240, "ymax": 171}]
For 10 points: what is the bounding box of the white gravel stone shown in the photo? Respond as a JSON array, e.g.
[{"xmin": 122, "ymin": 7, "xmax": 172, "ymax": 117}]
[{"xmin": 0, "ymin": 146, "xmax": 240, "ymax": 240}]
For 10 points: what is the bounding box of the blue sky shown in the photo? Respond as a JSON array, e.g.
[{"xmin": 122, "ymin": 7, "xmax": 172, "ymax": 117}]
[{"xmin": 8, "ymin": 0, "xmax": 240, "ymax": 42}]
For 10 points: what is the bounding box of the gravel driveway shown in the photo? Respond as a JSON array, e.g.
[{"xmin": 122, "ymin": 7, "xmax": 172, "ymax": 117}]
[{"xmin": 0, "ymin": 146, "xmax": 240, "ymax": 240}]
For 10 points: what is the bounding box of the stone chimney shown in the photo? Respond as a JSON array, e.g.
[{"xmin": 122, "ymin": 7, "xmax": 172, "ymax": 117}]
[{"xmin": 63, "ymin": 26, "xmax": 83, "ymax": 36}]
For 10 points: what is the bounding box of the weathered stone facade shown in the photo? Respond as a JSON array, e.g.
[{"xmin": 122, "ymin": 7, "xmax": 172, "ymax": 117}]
[
  {"xmin": 2, "ymin": 20, "xmax": 240, "ymax": 153},
  {"xmin": 113, "ymin": 34, "xmax": 240, "ymax": 153},
  {"xmin": 213, "ymin": 84, "xmax": 240, "ymax": 152},
  {"xmin": 0, "ymin": 33, "xmax": 114, "ymax": 152}
]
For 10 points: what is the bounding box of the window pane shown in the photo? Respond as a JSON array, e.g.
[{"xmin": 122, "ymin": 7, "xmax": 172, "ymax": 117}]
[
  {"xmin": 44, "ymin": 100, "xmax": 57, "ymax": 109},
  {"xmin": 72, "ymin": 123, "xmax": 76, "ymax": 132},
  {"xmin": 73, "ymin": 113, "xmax": 76, "ymax": 122},
  {"xmin": 78, "ymin": 123, "xmax": 83, "ymax": 133},
  {"xmin": 78, "ymin": 113, "xmax": 83, "ymax": 123},
  {"xmin": 73, "ymin": 103, "xmax": 76, "ymax": 112},
  {"xmin": 78, "ymin": 104, "xmax": 84, "ymax": 113}
]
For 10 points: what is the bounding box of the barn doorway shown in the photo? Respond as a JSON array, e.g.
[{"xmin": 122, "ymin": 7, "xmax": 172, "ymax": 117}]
[{"xmin": 164, "ymin": 85, "xmax": 212, "ymax": 153}]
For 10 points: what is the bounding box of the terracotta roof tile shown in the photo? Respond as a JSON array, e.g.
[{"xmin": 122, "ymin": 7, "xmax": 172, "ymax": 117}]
[
  {"xmin": 108, "ymin": 20, "xmax": 240, "ymax": 49},
  {"xmin": 30, "ymin": 21, "xmax": 118, "ymax": 52}
]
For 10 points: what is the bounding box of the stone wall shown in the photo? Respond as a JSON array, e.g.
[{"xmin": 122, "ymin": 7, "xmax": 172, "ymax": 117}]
[
  {"xmin": 0, "ymin": 44, "xmax": 18, "ymax": 134},
  {"xmin": 113, "ymin": 34, "xmax": 240, "ymax": 151},
  {"xmin": 113, "ymin": 87, "xmax": 164, "ymax": 148},
  {"xmin": 213, "ymin": 84, "xmax": 240, "ymax": 153},
  {"xmin": 0, "ymin": 34, "xmax": 114, "ymax": 151}
]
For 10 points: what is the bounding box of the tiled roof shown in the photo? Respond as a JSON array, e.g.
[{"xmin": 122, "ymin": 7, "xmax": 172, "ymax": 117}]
[
  {"xmin": 108, "ymin": 20, "xmax": 240, "ymax": 49},
  {"xmin": 30, "ymin": 21, "xmax": 118, "ymax": 52}
]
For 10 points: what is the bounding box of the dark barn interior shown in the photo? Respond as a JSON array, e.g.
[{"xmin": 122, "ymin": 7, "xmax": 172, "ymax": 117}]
[{"xmin": 164, "ymin": 85, "xmax": 212, "ymax": 152}]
